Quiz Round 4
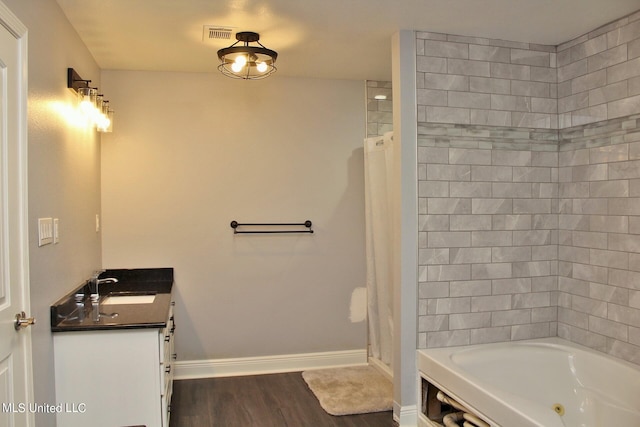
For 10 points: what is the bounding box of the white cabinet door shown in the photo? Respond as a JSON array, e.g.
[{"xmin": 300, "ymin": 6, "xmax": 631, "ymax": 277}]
[{"xmin": 54, "ymin": 330, "xmax": 162, "ymax": 427}]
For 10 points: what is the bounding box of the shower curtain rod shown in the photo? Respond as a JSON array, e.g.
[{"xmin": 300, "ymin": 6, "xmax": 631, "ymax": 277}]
[{"xmin": 230, "ymin": 220, "xmax": 314, "ymax": 234}]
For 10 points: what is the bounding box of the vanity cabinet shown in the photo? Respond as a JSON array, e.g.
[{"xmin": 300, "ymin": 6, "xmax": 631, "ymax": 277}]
[{"xmin": 53, "ymin": 302, "xmax": 175, "ymax": 427}]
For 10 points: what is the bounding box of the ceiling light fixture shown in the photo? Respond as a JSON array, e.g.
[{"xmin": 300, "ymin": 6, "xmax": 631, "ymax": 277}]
[{"xmin": 217, "ymin": 31, "xmax": 277, "ymax": 80}]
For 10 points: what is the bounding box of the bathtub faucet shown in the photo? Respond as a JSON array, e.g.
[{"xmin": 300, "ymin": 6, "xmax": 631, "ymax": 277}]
[{"xmin": 90, "ymin": 270, "xmax": 118, "ymax": 298}]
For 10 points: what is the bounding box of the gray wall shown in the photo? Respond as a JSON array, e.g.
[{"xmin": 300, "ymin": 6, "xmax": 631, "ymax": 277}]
[
  {"xmin": 100, "ymin": 71, "xmax": 368, "ymax": 360},
  {"xmin": 416, "ymin": 10, "xmax": 640, "ymax": 365},
  {"xmin": 3, "ymin": 1, "xmax": 103, "ymax": 426}
]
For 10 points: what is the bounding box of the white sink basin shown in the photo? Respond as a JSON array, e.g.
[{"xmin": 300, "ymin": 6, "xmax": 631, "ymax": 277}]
[{"xmin": 101, "ymin": 294, "xmax": 156, "ymax": 305}]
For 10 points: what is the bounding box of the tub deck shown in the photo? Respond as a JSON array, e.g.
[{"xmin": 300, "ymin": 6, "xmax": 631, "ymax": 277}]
[{"xmin": 418, "ymin": 337, "xmax": 640, "ymax": 427}]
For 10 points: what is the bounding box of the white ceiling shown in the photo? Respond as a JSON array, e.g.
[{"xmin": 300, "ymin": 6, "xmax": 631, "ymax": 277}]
[{"xmin": 56, "ymin": 0, "xmax": 640, "ymax": 81}]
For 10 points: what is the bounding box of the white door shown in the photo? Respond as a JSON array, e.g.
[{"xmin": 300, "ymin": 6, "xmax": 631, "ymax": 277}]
[{"xmin": 0, "ymin": 3, "xmax": 34, "ymax": 427}]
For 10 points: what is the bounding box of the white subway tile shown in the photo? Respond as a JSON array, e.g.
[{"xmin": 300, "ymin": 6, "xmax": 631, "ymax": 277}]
[
  {"xmin": 424, "ymin": 73, "xmax": 469, "ymax": 91},
  {"xmin": 448, "ymin": 58, "xmax": 490, "ymax": 77},
  {"xmin": 426, "ymin": 106, "xmax": 470, "ymax": 124},
  {"xmin": 469, "ymin": 76, "xmax": 511, "ymax": 94},
  {"xmin": 511, "ymin": 49, "xmax": 550, "ymax": 67},
  {"xmin": 608, "ymin": 94, "xmax": 640, "ymax": 119},
  {"xmin": 607, "ymin": 56, "xmax": 640, "ymax": 84},
  {"xmin": 450, "ymin": 312, "xmax": 491, "ymax": 329},
  {"xmin": 423, "ymin": 40, "xmax": 469, "ymax": 59},
  {"xmin": 490, "ymin": 62, "xmax": 530, "ymax": 80},
  {"xmin": 470, "ymin": 327, "xmax": 512, "ymax": 344},
  {"xmin": 450, "ymin": 280, "xmax": 492, "ymax": 297},
  {"xmin": 448, "ymin": 91, "xmax": 491, "ymax": 109}
]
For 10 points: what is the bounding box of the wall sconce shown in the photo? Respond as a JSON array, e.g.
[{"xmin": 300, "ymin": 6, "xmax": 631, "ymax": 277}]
[{"xmin": 67, "ymin": 68, "xmax": 113, "ymax": 133}]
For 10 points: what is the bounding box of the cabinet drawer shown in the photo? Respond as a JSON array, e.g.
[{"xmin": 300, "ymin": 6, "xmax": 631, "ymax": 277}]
[
  {"xmin": 160, "ymin": 362, "xmax": 171, "ymax": 395},
  {"xmin": 161, "ymin": 332, "xmax": 171, "ymax": 365},
  {"xmin": 159, "ymin": 303, "xmax": 175, "ymax": 397},
  {"xmin": 161, "ymin": 378, "xmax": 174, "ymax": 427},
  {"xmin": 159, "ymin": 305, "xmax": 174, "ymax": 365}
]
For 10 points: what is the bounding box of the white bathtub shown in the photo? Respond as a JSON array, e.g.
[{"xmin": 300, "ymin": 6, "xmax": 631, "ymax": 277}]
[{"xmin": 418, "ymin": 338, "xmax": 640, "ymax": 427}]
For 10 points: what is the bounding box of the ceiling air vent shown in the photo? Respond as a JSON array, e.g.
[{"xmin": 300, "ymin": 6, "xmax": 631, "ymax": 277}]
[{"xmin": 203, "ymin": 26, "xmax": 233, "ymax": 42}]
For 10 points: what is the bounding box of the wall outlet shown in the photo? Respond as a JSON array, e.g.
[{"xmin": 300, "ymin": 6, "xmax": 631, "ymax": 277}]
[{"xmin": 38, "ymin": 217, "xmax": 53, "ymax": 246}]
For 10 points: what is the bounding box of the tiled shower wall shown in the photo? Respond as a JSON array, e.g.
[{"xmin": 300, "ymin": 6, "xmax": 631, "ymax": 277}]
[
  {"xmin": 557, "ymin": 12, "xmax": 640, "ymax": 127},
  {"xmin": 416, "ymin": 31, "xmax": 558, "ymax": 129},
  {"xmin": 417, "ymin": 125, "xmax": 560, "ymax": 348},
  {"xmin": 558, "ymin": 116, "xmax": 640, "ymax": 364},
  {"xmin": 416, "ymin": 10, "xmax": 640, "ymax": 365},
  {"xmin": 366, "ymin": 80, "xmax": 393, "ymax": 138}
]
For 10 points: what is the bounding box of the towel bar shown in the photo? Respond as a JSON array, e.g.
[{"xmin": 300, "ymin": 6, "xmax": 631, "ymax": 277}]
[{"xmin": 230, "ymin": 220, "xmax": 314, "ymax": 234}]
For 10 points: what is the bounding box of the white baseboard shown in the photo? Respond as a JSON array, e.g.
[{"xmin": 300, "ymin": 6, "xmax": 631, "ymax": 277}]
[
  {"xmin": 174, "ymin": 349, "xmax": 368, "ymax": 380},
  {"xmin": 368, "ymin": 356, "xmax": 393, "ymax": 382},
  {"xmin": 393, "ymin": 402, "xmax": 419, "ymax": 427}
]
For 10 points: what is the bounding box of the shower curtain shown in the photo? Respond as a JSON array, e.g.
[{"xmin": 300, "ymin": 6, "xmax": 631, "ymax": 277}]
[{"xmin": 364, "ymin": 131, "xmax": 394, "ymax": 368}]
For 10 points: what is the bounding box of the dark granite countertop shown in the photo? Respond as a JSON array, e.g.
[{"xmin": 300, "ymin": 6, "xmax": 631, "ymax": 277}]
[{"xmin": 51, "ymin": 268, "xmax": 174, "ymax": 332}]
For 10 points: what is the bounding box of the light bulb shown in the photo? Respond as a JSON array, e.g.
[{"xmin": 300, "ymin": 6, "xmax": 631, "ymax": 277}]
[
  {"xmin": 234, "ymin": 55, "xmax": 247, "ymax": 67},
  {"xmin": 104, "ymin": 109, "xmax": 114, "ymax": 133},
  {"xmin": 78, "ymin": 87, "xmax": 96, "ymax": 116},
  {"xmin": 231, "ymin": 61, "xmax": 244, "ymax": 73},
  {"xmin": 256, "ymin": 62, "xmax": 268, "ymax": 73},
  {"xmin": 80, "ymin": 98, "xmax": 94, "ymax": 115},
  {"xmin": 97, "ymin": 115, "xmax": 110, "ymax": 131},
  {"xmin": 97, "ymin": 108, "xmax": 114, "ymax": 133}
]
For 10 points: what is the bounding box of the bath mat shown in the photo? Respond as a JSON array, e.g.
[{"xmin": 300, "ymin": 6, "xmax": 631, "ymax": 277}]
[{"xmin": 301, "ymin": 365, "xmax": 392, "ymax": 416}]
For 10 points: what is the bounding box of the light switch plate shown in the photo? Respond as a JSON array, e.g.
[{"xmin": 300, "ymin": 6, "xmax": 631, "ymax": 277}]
[
  {"xmin": 53, "ymin": 218, "xmax": 59, "ymax": 244},
  {"xmin": 38, "ymin": 217, "xmax": 53, "ymax": 246}
]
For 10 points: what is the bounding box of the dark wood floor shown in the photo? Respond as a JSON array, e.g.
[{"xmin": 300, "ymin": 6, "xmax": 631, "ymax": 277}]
[{"xmin": 169, "ymin": 372, "xmax": 397, "ymax": 427}]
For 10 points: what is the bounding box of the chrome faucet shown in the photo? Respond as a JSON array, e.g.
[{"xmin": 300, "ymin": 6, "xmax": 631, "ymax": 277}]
[{"xmin": 90, "ymin": 270, "xmax": 118, "ymax": 298}]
